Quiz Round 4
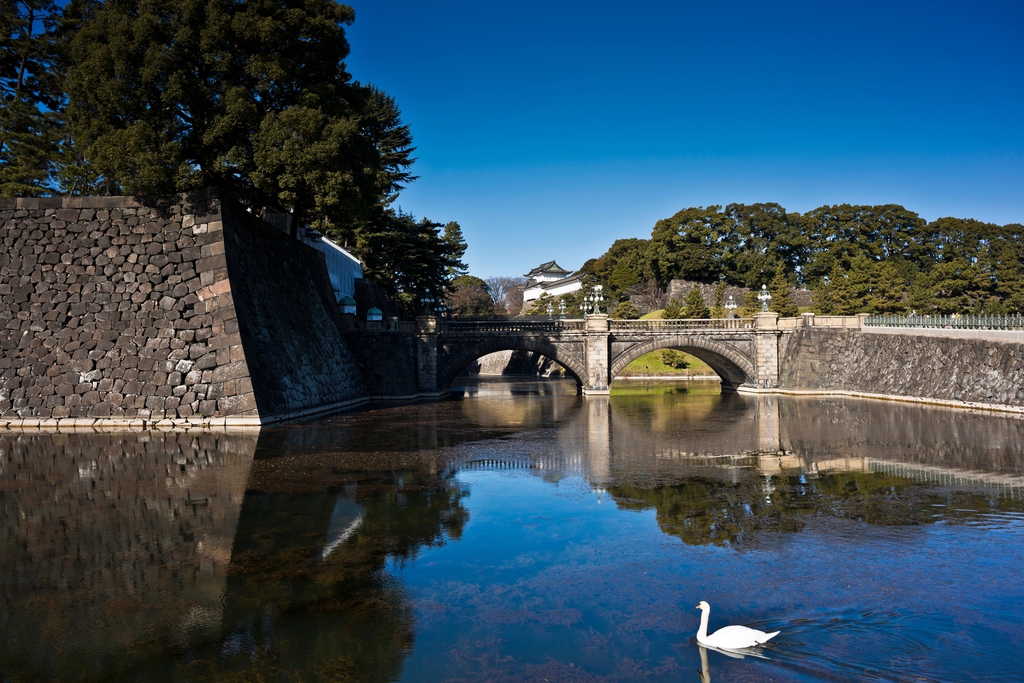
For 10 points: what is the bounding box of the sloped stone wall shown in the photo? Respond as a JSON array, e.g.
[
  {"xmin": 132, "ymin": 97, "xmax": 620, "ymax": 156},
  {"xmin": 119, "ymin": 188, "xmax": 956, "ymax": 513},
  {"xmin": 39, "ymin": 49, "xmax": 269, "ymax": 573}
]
[
  {"xmin": 778, "ymin": 328, "xmax": 1024, "ymax": 407},
  {"xmin": 220, "ymin": 200, "xmax": 364, "ymax": 418},
  {"xmin": 0, "ymin": 191, "xmax": 367, "ymax": 426}
]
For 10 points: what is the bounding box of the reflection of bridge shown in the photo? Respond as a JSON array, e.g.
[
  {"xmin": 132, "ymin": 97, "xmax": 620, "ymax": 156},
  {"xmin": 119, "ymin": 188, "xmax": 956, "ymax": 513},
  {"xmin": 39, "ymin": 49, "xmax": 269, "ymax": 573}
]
[
  {"xmin": 416, "ymin": 315, "xmax": 782, "ymax": 395},
  {"xmin": 460, "ymin": 394, "xmax": 1024, "ymax": 501}
]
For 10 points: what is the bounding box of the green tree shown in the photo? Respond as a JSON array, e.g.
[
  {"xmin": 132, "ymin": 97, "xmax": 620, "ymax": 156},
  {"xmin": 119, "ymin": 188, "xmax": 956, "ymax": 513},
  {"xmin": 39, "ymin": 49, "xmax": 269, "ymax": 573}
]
[
  {"xmin": 803, "ymin": 204, "xmax": 926, "ymax": 281},
  {"xmin": 650, "ymin": 206, "xmax": 733, "ymax": 284},
  {"xmin": 524, "ymin": 292, "xmax": 554, "ymax": 317},
  {"xmin": 986, "ymin": 230, "xmax": 1024, "ymax": 314},
  {"xmin": 811, "ymin": 276, "xmax": 839, "ymax": 315},
  {"xmin": 838, "ymin": 255, "xmax": 878, "ymax": 314},
  {"xmin": 63, "ymin": 0, "xmax": 412, "ymax": 233},
  {"xmin": 723, "ymin": 203, "xmax": 807, "ymax": 286},
  {"xmin": 768, "ymin": 267, "xmax": 798, "ymax": 317},
  {"xmin": 928, "ymin": 258, "xmax": 985, "ymax": 314},
  {"xmin": 611, "ymin": 300, "xmax": 640, "ymax": 319},
  {"xmin": 662, "ymin": 297, "xmax": 684, "ymax": 319},
  {"xmin": 744, "ymin": 288, "xmax": 762, "ymax": 316},
  {"xmin": 0, "ymin": 0, "xmax": 63, "ymax": 196},
  {"xmin": 710, "ymin": 280, "xmax": 726, "ymax": 318},
  {"xmin": 682, "ymin": 286, "xmax": 710, "ymax": 319},
  {"xmin": 905, "ymin": 271, "xmax": 935, "ymax": 315},
  {"xmin": 358, "ymin": 211, "xmax": 466, "ymax": 308},
  {"xmin": 660, "ymin": 350, "xmax": 690, "ymax": 369},
  {"xmin": 866, "ymin": 261, "xmax": 906, "ymax": 313}
]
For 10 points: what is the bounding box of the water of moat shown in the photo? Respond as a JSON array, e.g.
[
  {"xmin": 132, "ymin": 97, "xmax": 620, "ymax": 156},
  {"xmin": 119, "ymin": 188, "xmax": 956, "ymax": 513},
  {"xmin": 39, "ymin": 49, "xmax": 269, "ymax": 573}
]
[{"xmin": 3, "ymin": 380, "xmax": 1024, "ymax": 683}]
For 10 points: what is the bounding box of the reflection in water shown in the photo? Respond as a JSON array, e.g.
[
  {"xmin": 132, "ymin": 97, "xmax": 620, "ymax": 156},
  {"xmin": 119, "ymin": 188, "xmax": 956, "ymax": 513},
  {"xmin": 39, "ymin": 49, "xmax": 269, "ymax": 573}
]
[
  {"xmin": 1, "ymin": 380, "xmax": 1023, "ymax": 682},
  {"xmin": 0, "ymin": 431, "xmax": 256, "ymax": 681},
  {"xmin": 195, "ymin": 430, "xmax": 470, "ymax": 682}
]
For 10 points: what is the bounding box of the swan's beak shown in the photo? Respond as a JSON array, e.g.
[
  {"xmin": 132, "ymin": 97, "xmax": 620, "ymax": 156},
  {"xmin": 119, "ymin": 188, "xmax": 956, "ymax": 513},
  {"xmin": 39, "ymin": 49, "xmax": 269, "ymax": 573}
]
[{"xmin": 695, "ymin": 604, "xmax": 700, "ymax": 609}]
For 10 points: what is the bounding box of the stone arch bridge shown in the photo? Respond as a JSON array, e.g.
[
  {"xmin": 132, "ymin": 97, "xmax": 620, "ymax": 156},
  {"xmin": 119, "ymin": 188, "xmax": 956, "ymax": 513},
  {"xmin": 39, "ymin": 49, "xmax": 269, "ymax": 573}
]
[{"xmin": 415, "ymin": 314, "xmax": 785, "ymax": 395}]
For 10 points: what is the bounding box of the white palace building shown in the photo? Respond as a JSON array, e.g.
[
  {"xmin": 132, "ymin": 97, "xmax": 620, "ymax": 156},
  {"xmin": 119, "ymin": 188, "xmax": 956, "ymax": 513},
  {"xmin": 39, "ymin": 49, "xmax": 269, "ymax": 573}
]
[{"xmin": 522, "ymin": 260, "xmax": 584, "ymax": 304}]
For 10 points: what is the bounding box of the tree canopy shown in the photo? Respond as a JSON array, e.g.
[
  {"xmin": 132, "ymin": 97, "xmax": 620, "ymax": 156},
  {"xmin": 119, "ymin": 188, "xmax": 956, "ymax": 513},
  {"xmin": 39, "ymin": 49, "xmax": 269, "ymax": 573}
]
[
  {"xmin": 582, "ymin": 203, "xmax": 1024, "ymax": 316},
  {"xmin": 0, "ymin": 0, "xmax": 465, "ymax": 305}
]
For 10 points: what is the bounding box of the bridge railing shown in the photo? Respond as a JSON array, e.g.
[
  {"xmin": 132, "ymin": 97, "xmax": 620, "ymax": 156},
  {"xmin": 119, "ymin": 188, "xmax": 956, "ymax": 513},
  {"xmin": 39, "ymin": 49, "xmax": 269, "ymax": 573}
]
[
  {"xmin": 865, "ymin": 314, "xmax": 1024, "ymax": 330},
  {"xmin": 609, "ymin": 318, "xmax": 754, "ymax": 331},
  {"xmin": 440, "ymin": 319, "xmax": 587, "ymax": 333}
]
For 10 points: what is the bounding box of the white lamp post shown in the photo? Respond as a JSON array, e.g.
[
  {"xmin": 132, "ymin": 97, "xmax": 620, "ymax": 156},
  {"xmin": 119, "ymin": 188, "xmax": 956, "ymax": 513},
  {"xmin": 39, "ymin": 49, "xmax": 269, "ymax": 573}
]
[
  {"xmin": 584, "ymin": 285, "xmax": 604, "ymax": 315},
  {"xmin": 725, "ymin": 295, "xmax": 737, "ymax": 318}
]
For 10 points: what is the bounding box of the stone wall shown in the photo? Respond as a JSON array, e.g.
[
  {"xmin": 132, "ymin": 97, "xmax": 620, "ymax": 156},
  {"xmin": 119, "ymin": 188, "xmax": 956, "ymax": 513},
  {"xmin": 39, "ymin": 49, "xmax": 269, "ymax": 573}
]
[
  {"xmin": 344, "ymin": 328, "xmax": 420, "ymax": 398},
  {"xmin": 778, "ymin": 328, "xmax": 1024, "ymax": 407},
  {"xmin": 220, "ymin": 200, "xmax": 364, "ymax": 418},
  {"xmin": 0, "ymin": 191, "xmax": 367, "ymax": 427},
  {"xmin": 0, "ymin": 192, "xmax": 255, "ymax": 424}
]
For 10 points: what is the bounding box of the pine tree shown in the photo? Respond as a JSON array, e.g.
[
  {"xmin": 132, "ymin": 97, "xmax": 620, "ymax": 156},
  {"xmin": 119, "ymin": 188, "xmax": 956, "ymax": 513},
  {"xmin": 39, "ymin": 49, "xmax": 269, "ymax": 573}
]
[
  {"xmin": 866, "ymin": 261, "xmax": 906, "ymax": 313},
  {"xmin": 905, "ymin": 272, "xmax": 935, "ymax": 315},
  {"xmin": 524, "ymin": 293, "xmax": 555, "ymax": 316},
  {"xmin": 0, "ymin": 0, "xmax": 63, "ymax": 196},
  {"xmin": 682, "ymin": 286, "xmax": 710, "ymax": 318},
  {"xmin": 812, "ymin": 276, "xmax": 838, "ymax": 315},
  {"xmin": 611, "ymin": 300, "xmax": 640, "ymax": 319},
  {"xmin": 768, "ymin": 267, "xmax": 798, "ymax": 317},
  {"xmin": 710, "ymin": 280, "xmax": 726, "ymax": 318},
  {"xmin": 743, "ymin": 288, "xmax": 762, "ymax": 316},
  {"xmin": 841, "ymin": 255, "xmax": 876, "ymax": 313},
  {"xmin": 662, "ymin": 297, "xmax": 685, "ymax": 319}
]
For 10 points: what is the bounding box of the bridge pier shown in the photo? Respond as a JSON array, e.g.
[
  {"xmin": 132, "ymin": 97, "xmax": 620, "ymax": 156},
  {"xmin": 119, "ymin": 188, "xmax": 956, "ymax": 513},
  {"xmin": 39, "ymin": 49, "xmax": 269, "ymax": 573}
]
[
  {"xmin": 583, "ymin": 315, "xmax": 611, "ymax": 395},
  {"xmin": 416, "ymin": 316, "xmax": 440, "ymax": 393},
  {"xmin": 752, "ymin": 312, "xmax": 781, "ymax": 389}
]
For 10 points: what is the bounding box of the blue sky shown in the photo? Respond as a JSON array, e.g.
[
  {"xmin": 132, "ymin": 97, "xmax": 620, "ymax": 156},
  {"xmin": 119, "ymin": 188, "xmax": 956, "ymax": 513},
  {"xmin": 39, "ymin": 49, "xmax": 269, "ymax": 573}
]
[{"xmin": 346, "ymin": 0, "xmax": 1024, "ymax": 278}]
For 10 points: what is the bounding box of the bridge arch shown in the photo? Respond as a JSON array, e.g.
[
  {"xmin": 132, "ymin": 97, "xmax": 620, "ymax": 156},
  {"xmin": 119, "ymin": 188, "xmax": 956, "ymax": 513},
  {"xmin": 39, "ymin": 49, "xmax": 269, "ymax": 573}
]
[
  {"xmin": 437, "ymin": 337, "xmax": 588, "ymax": 390},
  {"xmin": 609, "ymin": 336, "xmax": 754, "ymax": 388}
]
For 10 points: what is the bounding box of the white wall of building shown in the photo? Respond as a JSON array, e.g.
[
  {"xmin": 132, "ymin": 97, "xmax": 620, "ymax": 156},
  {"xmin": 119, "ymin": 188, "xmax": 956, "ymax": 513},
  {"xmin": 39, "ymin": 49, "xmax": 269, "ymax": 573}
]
[{"xmin": 301, "ymin": 231, "xmax": 363, "ymax": 300}]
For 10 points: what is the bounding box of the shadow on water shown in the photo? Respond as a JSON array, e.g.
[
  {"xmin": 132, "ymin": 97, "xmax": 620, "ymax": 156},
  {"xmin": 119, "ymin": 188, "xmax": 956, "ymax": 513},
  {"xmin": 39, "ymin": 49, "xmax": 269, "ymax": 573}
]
[{"xmin": 1, "ymin": 380, "xmax": 1024, "ymax": 682}]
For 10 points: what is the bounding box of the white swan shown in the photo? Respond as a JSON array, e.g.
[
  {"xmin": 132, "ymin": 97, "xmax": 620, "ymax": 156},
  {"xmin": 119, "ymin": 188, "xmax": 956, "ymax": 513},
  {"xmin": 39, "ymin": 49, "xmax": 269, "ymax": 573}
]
[{"xmin": 696, "ymin": 601, "xmax": 779, "ymax": 650}]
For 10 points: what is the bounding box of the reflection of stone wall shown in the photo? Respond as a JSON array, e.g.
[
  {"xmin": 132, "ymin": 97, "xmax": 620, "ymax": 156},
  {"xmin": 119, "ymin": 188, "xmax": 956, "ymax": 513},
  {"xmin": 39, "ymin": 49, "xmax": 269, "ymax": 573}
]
[
  {"xmin": 779, "ymin": 328, "xmax": 1024, "ymax": 407},
  {"xmin": 0, "ymin": 431, "xmax": 256, "ymax": 680},
  {"xmin": 778, "ymin": 396, "xmax": 1024, "ymax": 473}
]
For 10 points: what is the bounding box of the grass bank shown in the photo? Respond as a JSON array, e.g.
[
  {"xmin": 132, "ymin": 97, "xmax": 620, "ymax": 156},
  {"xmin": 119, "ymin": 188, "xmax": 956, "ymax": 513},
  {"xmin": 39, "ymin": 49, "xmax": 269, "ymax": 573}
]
[{"xmin": 616, "ymin": 350, "xmax": 717, "ymax": 378}]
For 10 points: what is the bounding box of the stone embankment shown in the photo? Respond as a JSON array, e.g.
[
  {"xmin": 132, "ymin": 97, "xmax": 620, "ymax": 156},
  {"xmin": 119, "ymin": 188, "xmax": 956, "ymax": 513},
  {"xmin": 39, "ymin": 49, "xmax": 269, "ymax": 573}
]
[
  {"xmin": 778, "ymin": 327, "xmax": 1024, "ymax": 408},
  {"xmin": 0, "ymin": 191, "xmax": 367, "ymax": 429}
]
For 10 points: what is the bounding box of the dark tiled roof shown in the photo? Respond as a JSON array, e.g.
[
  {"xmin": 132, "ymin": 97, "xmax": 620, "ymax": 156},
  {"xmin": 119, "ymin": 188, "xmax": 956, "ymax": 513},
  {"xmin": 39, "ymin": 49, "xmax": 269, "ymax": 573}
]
[{"xmin": 524, "ymin": 260, "xmax": 572, "ymax": 278}]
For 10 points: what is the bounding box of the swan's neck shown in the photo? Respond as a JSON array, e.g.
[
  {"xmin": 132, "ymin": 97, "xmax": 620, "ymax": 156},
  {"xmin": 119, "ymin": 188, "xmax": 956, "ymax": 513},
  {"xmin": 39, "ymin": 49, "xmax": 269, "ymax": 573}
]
[{"xmin": 697, "ymin": 607, "xmax": 710, "ymax": 640}]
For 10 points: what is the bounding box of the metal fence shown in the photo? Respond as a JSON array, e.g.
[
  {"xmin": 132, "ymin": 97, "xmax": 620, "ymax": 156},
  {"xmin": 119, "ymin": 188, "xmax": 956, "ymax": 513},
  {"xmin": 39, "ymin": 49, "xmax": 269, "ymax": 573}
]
[
  {"xmin": 441, "ymin": 319, "xmax": 587, "ymax": 333},
  {"xmin": 610, "ymin": 318, "xmax": 754, "ymax": 331},
  {"xmin": 865, "ymin": 314, "xmax": 1024, "ymax": 330}
]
